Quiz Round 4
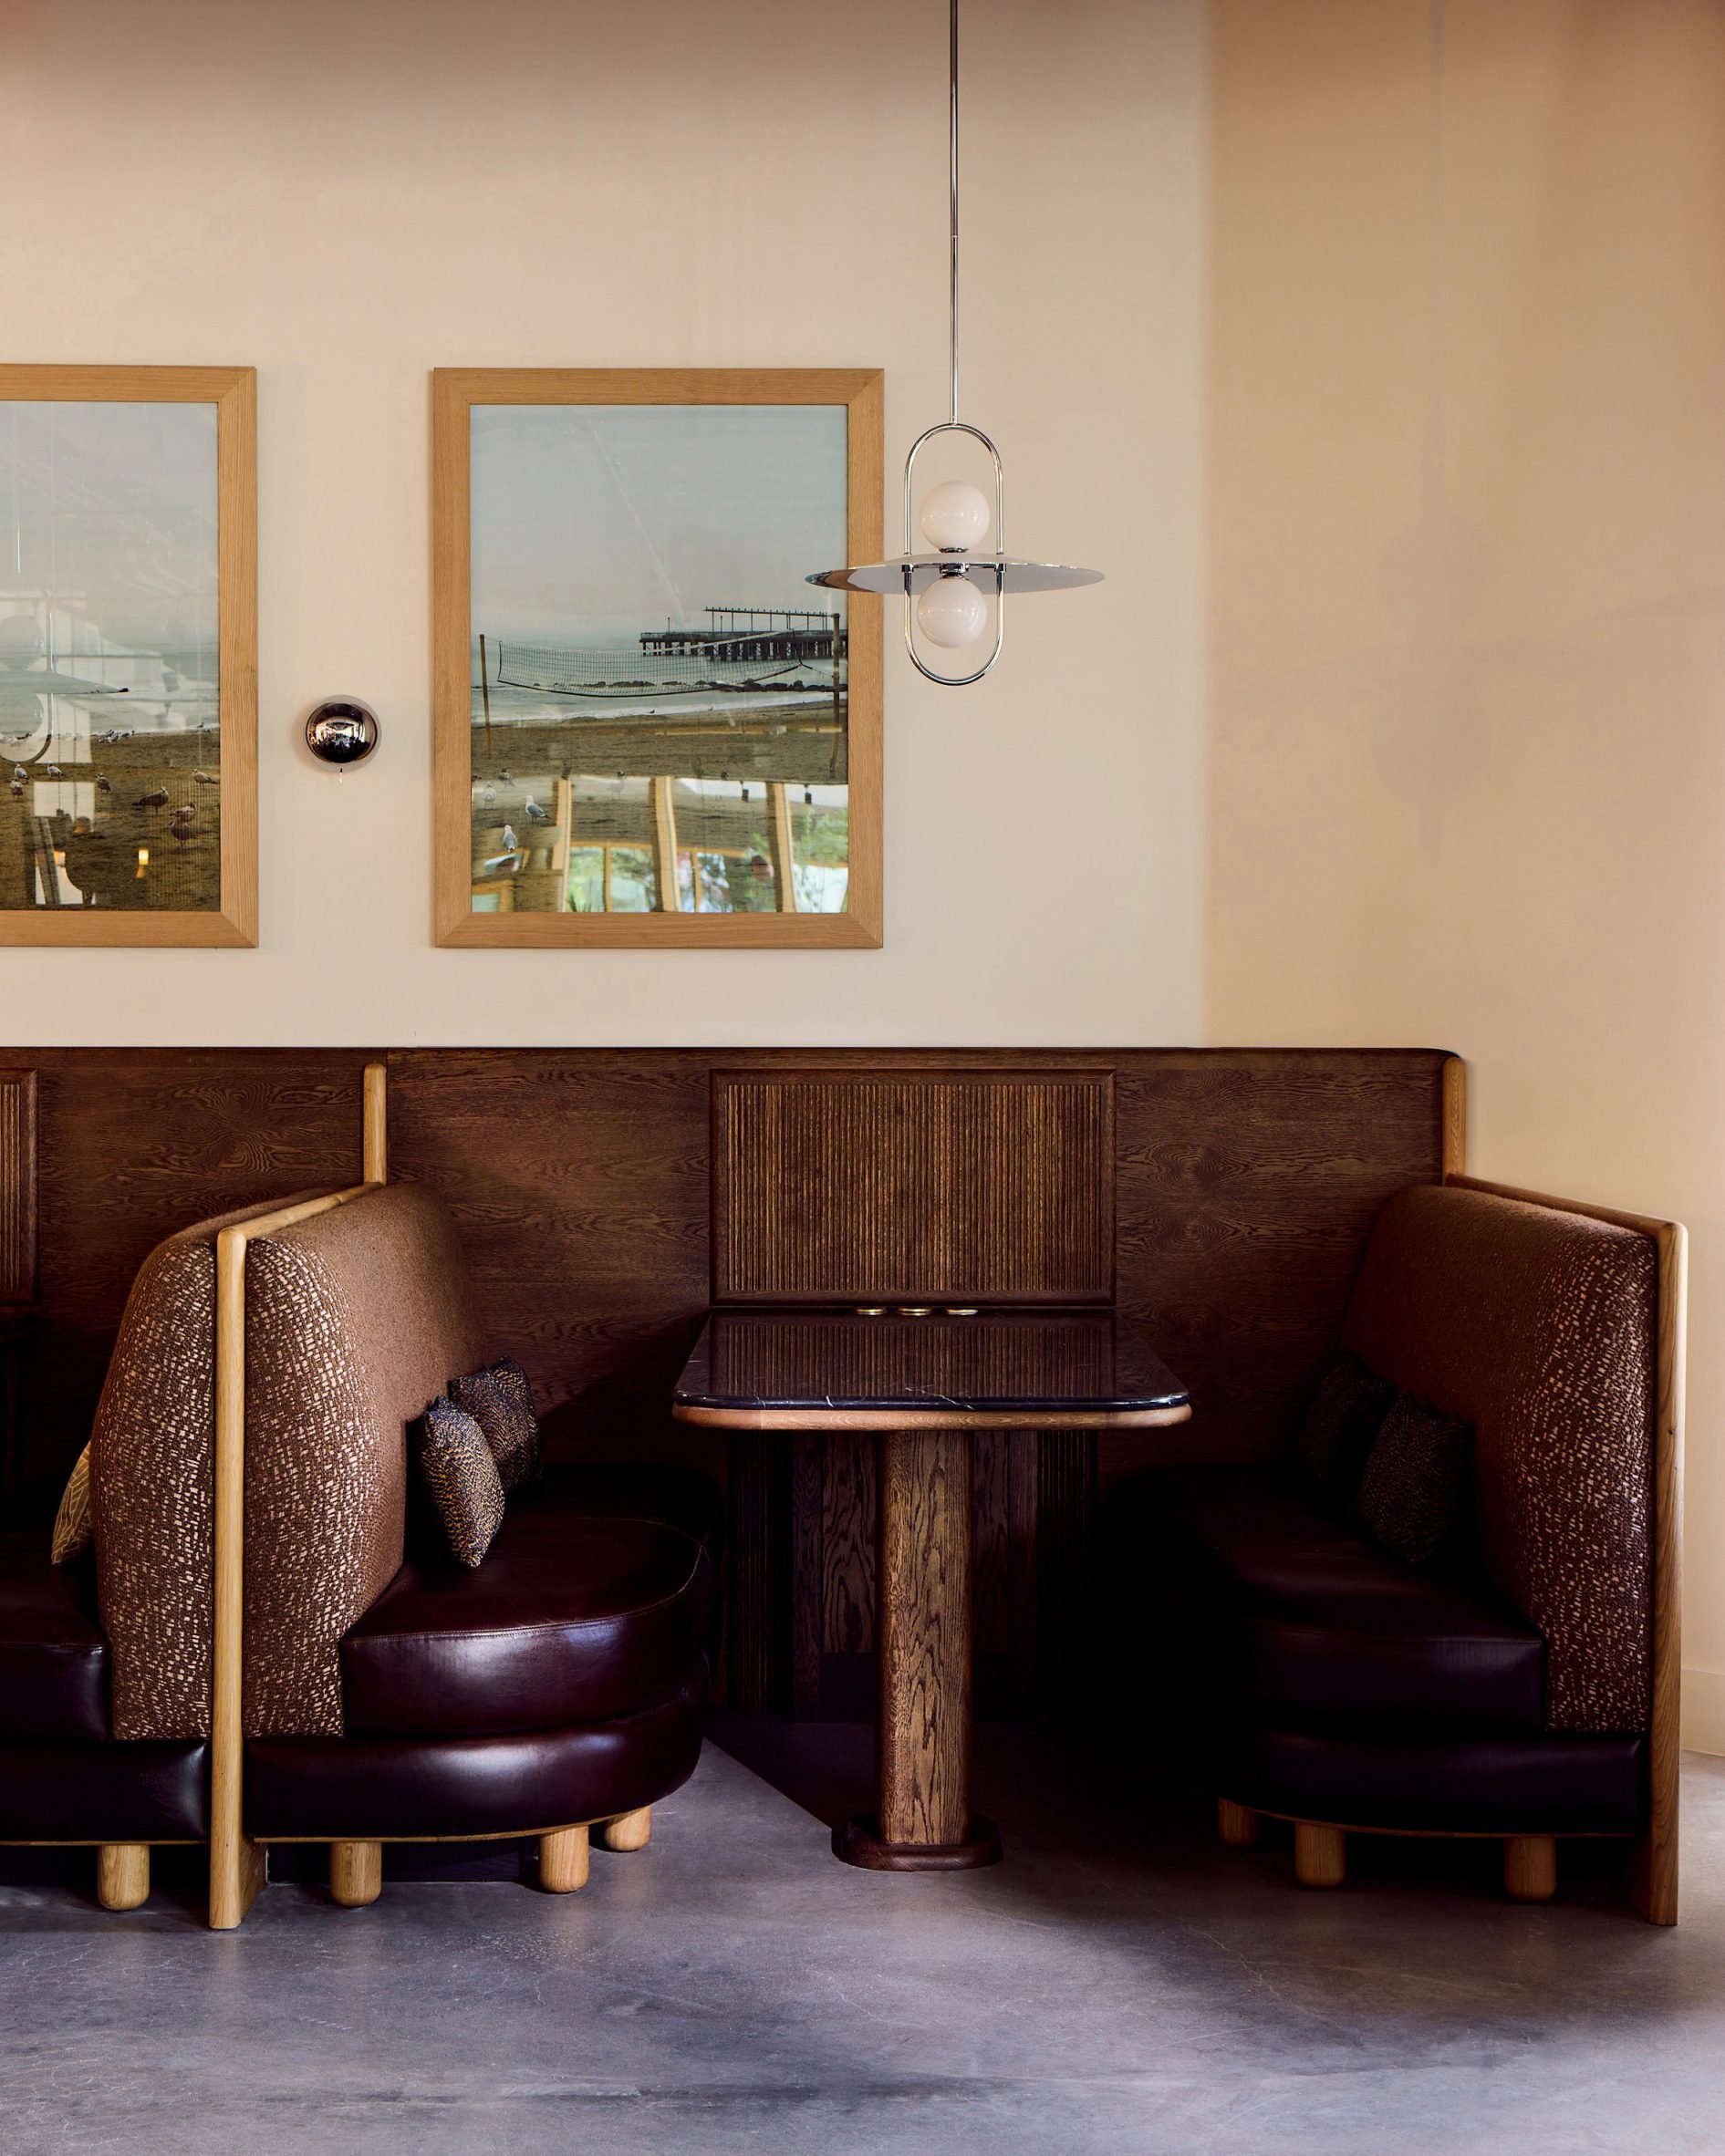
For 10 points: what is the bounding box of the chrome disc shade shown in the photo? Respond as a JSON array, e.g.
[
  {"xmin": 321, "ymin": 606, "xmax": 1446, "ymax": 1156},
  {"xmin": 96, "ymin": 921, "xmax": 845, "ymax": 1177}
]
[{"xmin": 807, "ymin": 555, "xmax": 1104, "ymax": 596}]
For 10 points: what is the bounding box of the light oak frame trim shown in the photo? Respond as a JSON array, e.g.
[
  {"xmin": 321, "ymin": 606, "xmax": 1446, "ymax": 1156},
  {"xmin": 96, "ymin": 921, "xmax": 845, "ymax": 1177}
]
[
  {"xmin": 431, "ymin": 368, "xmax": 883, "ymax": 948},
  {"xmin": 0, "ymin": 366, "xmax": 257, "ymax": 947}
]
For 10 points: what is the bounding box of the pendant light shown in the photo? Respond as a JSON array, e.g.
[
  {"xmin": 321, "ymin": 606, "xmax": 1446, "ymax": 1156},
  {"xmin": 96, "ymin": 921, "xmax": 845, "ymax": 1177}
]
[{"xmin": 808, "ymin": 0, "xmax": 1102, "ymax": 686}]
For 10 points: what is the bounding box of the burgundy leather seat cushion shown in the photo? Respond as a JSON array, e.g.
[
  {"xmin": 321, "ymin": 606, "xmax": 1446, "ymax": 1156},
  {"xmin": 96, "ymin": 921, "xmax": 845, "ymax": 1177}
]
[
  {"xmin": 1146, "ymin": 1467, "xmax": 1546, "ymax": 1729},
  {"xmin": 0, "ymin": 1537, "xmax": 109, "ymax": 1742},
  {"xmin": 248, "ymin": 1684, "xmax": 702, "ymax": 1840},
  {"xmin": 0, "ymin": 1740, "xmax": 208, "ymax": 1840},
  {"xmin": 1211, "ymin": 1720, "xmax": 1643, "ymax": 1835},
  {"xmin": 341, "ymin": 1511, "xmax": 712, "ymax": 1739}
]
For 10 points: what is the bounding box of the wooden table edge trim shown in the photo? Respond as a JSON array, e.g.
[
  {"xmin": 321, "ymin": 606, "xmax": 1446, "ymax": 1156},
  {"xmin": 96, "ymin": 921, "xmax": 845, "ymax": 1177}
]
[{"xmin": 670, "ymin": 1402, "xmax": 1192, "ymax": 1430}]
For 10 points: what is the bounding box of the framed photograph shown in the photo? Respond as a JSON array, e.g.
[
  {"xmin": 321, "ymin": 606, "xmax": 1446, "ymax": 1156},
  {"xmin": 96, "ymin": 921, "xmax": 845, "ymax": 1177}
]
[
  {"xmin": 433, "ymin": 368, "xmax": 881, "ymax": 948},
  {"xmin": 0, "ymin": 366, "xmax": 256, "ymax": 946}
]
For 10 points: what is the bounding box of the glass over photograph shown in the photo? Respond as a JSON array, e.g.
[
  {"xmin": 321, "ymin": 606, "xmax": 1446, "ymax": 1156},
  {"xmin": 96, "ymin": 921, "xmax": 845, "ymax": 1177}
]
[
  {"xmin": 466, "ymin": 403, "xmax": 851, "ymax": 920},
  {"xmin": 0, "ymin": 400, "xmax": 222, "ymax": 914}
]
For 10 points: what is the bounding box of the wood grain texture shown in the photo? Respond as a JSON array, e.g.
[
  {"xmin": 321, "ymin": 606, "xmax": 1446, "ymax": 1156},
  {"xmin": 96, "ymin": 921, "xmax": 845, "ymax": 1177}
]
[
  {"xmin": 877, "ymin": 1430, "xmax": 972, "ymax": 1847},
  {"xmin": 1106, "ymin": 1049, "xmax": 1451, "ymax": 1482},
  {"xmin": 329, "ymin": 1840, "xmax": 382, "ymax": 1907},
  {"xmin": 0, "ymin": 1072, "xmax": 37, "ymax": 1304},
  {"xmin": 0, "ymin": 368, "xmax": 256, "ymax": 947},
  {"xmin": 432, "ymin": 368, "xmax": 882, "ymax": 948},
  {"xmin": 596, "ymin": 1807, "xmax": 652, "ymax": 1852},
  {"xmin": 539, "ymin": 1824, "xmax": 589, "ymax": 1890},
  {"xmin": 95, "ymin": 1842, "xmax": 150, "ymax": 1910},
  {"xmin": 712, "ymin": 1069, "xmax": 1114, "ymax": 1302},
  {"xmin": 1503, "ymin": 1834, "xmax": 1557, "ymax": 1902},
  {"xmin": 823, "ymin": 1431, "xmax": 875, "ymax": 1657},
  {"xmin": 8, "ymin": 1050, "xmax": 376, "ymax": 1493}
]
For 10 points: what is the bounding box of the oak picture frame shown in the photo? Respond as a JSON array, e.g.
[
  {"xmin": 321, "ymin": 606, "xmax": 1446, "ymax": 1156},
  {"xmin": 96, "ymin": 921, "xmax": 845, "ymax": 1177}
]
[
  {"xmin": 432, "ymin": 368, "xmax": 883, "ymax": 948},
  {"xmin": 0, "ymin": 365, "xmax": 257, "ymax": 948}
]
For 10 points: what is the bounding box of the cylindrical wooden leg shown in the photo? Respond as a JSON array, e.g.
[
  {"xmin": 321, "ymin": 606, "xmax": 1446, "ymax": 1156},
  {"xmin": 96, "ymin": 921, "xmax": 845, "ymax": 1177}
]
[
  {"xmin": 540, "ymin": 1825, "xmax": 590, "ymax": 1892},
  {"xmin": 1504, "ymin": 1834, "xmax": 1557, "ymax": 1903},
  {"xmin": 96, "ymin": 1843, "xmax": 150, "ymax": 1911},
  {"xmin": 329, "ymin": 1840, "xmax": 382, "ymax": 1908},
  {"xmin": 833, "ymin": 1427, "xmax": 1000, "ymax": 1871},
  {"xmin": 1294, "ymin": 1821, "xmax": 1346, "ymax": 1889},
  {"xmin": 1217, "ymin": 1798, "xmax": 1262, "ymax": 1849},
  {"xmin": 596, "ymin": 1808, "xmax": 651, "ymax": 1852}
]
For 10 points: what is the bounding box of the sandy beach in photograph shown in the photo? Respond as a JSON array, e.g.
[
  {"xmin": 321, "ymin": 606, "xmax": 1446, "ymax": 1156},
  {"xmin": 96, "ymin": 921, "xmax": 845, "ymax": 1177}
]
[{"xmin": 0, "ymin": 723, "xmax": 222, "ymax": 911}]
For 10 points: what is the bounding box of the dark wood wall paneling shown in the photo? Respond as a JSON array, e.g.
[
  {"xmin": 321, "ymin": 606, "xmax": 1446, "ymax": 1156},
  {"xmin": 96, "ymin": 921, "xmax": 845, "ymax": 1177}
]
[{"xmin": 1, "ymin": 1046, "xmax": 1450, "ymax": 1717}]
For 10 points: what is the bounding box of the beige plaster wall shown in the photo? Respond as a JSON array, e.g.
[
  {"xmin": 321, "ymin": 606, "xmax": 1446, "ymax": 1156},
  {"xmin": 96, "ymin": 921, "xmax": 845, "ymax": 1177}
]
[
  {"xmin": 1205, "ymin": 0, "xmax": 1725, "ymax": 1733},
  {"xmin": 0, "ymin": 0, "xmax": 1205, "ymax": 1045}
]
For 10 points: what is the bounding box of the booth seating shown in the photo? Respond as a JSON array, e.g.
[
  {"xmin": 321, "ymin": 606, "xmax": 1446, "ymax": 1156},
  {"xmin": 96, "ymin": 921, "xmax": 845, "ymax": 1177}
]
[
  {"xmin": 0, "ymin": 1192, "xmax": 307, "ymax": 1911},
  {"xmin": 1113, "ymin": 1177, "xmax": 1683, "ymax": 1922},
  {"xmin": 1, "ymin": 1052, "xmax": 718, "ymax": 1926},
  {"xmin": 84, "ymin": 1168, "xmax": 717, "ymax": 1927}
]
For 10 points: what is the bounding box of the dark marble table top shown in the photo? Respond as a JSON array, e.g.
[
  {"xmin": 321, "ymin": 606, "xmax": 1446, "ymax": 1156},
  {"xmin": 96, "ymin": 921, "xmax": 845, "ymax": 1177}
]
[{"xmin": 672, "ymin": 1305, "xmax": 1190, "ymax": 1425}]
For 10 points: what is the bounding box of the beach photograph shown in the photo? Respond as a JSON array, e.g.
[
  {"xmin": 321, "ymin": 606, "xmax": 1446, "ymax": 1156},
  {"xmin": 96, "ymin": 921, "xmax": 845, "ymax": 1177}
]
[
  {"xmin": 466, "ymin": 400, "xmax": 851, "ymax": 919},
  {"xmin": 0, "ymin": 399, "xmax": 223, "ymax": 915}
]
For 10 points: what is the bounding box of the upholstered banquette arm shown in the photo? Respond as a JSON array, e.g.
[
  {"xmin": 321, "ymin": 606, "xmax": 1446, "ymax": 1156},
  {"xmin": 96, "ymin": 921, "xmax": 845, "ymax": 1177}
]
[
  {"xmin": 238, "ymin": 1182, "xmax": 489, "ymax": 1736},
  {"xmin": 89, "ymin": 1191, "xmax": 335, "ymax": 1741},
  {"xmin": 1341, "ymin": 1183, "xmax": 1658, "ymax": 1736}
]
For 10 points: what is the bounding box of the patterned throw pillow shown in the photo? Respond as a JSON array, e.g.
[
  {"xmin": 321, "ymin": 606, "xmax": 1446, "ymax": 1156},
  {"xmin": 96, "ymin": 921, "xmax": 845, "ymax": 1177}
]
[
  {"xmin": 51, "ymin": 1443, "xmax": 94, "ymax": 1565},
  {"xmin": 449, "ymin": 1357, "xmax": 541, "ymax": 1494},
  {"xmin": 413, "ymin": 1398, "xmax": 506, "ymax": 1568},
  {"xmin": 1296, "ymin": 1353, "xmax": 1396, "ymax": 1503},
  {"xmin": 1355, "ymin": 1393, "xmax": 1473, "ymax": 1569}
]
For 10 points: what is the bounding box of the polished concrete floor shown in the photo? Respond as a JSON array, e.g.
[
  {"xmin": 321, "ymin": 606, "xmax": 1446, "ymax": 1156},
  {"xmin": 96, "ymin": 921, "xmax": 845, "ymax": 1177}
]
[{"xmin": 4, "ymin": 1728, "xmax": 1725, "ymax": 2156}]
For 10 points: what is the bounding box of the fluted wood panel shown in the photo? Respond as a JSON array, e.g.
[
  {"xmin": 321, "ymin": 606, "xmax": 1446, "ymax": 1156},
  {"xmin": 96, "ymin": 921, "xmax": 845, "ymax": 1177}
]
[
  {"xmin": 0, "ymin": 1072, "xmax": 37, "ymax": 1305},
  {"xmin": 712, "ymin": 1070, "xmax": 1114, "ymax": 1303}
]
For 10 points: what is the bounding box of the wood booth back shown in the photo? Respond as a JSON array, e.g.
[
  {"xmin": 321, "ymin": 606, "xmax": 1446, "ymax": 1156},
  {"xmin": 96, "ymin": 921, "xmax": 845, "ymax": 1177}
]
[{"xmin": 0, "ymin": 1047, "xmax": 1454, "ymax": 1717}]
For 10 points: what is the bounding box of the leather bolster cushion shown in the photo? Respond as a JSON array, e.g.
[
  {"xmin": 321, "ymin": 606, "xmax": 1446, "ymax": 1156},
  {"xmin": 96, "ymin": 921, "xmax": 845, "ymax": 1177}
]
[
  {"xmin": 341, "ymin": 1512, "xmax": 712, "ymax": 1739},
  {"xmin": 1140, "ymin": 1467, "xmax": 1546, "ymax": 1730},
  {"xmin": 0, "ymin": 1539, "xmax": 109, "ymax": 1742},
  {"xmin": 246, "ymin": 1683, "xmax": 703, "ymax": 1840},
  {"xmin": 0, "ymin": 1741, "xmax": 209, "ymax": 1840},
  {"xmin": 1211, "ymin": 1721, "xmax": 1644, "ymax": 1836}
]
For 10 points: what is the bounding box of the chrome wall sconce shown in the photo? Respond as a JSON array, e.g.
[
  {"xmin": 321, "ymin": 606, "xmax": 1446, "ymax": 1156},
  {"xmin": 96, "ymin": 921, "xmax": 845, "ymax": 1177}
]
[
  {"xmin": 807, "ymin": 0, "xmax": 1101, "ymax": 686},
  {"xmin": 305, "ymin": 697, "xmax": 380, "ymax": 767}
]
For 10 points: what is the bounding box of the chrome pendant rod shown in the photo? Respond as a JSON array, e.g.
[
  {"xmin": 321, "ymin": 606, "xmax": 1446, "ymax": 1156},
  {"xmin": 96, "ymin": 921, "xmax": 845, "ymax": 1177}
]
[{"xmin": 949, "ymin": 0, "xmax": 961, "ymax": 426}]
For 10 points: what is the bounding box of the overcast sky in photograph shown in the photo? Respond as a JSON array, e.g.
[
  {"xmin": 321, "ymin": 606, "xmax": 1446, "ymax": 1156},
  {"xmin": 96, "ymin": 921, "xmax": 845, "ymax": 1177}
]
[{"xmin": 469, "ymin": 403, "xmax": 847, "ymax": 640}]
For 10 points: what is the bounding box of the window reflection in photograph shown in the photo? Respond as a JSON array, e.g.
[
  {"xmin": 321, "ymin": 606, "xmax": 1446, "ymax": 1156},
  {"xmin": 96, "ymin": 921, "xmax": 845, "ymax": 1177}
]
[
  {"xmin": 466, "ymin": 402, "xmax": 850, "ymax": 922},
  {"xmin": 0, "ymin": 399, "xmax": 221, "ymax": 913}
]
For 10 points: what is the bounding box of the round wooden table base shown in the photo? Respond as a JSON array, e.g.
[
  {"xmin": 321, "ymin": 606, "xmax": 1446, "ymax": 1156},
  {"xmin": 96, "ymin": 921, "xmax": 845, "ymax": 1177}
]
[{"xmin": 833, "ymin": 1812, "xmax": 1003, "ymax": 1872}]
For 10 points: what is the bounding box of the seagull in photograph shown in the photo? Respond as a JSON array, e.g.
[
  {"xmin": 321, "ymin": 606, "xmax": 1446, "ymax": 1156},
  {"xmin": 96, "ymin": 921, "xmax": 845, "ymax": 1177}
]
[
  {"xmin": 193, "ymin": 769, "xmax": 217, "ymax": 785},
  {"xmin": 45, "ymin": 763, "xmax": 63, "ymax": 780},
  {"xmin": 501, "ymin": 824, "xmax": 518, "ymax": 853},
  {"xmin": 498, "ymin": 768, "xmax": 512, "ymax": 784},
  {"xmin": 10, "ymin": 765, "xmax": 26, "ymax": 784},
  {"xmin": 7, "ymin": 781, "xmax": 22, "ymax": 800},
  {"xmin": 134, "ymin": 787, "xmax": 169, "ymax": 810},
  {"xmin": 523, "ymin": 795, "xmax": 551, "ymax": 822},
  {"xmin": 169, "ymin": 808, "xmax": 195, "ymax": 843},
  {"xmin": 96, "ymin": 774, "xmax": 111, "ymax": 793}
]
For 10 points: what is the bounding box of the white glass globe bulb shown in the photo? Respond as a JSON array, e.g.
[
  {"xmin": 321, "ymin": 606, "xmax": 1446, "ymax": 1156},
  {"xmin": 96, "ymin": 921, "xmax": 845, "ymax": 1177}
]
[
  {"xmin": 919, "ymin": 480, "xmax": 992, "ymax": 553},
  {"xmin": 916, "ymin": 573, "xmax": 989, "ymax": 649}
]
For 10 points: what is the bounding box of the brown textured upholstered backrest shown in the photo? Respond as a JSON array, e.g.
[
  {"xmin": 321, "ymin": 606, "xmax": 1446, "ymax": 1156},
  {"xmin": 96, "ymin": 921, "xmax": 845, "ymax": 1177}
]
[
  {"xmin": 90, "ymin": 1191, "xmax": 328, "ymax": 1740},
  {"xmin": 241, "ymin": 1181, "xmax": 488, "ymax": 1736},
  {"xmin": 1342, "ymin": 1184, "xmax": 1657, "ymax": 1734}
]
